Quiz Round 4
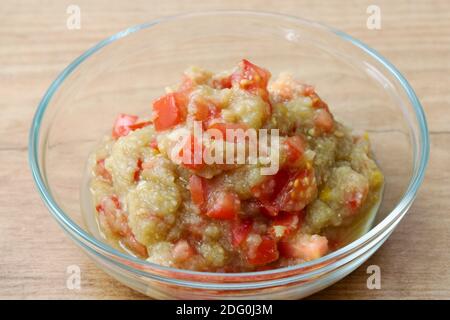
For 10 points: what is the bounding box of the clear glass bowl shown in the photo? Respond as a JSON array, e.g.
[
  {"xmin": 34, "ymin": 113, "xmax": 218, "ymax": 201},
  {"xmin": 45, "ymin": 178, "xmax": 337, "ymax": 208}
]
[{"xmin": 29, "ymin": 11, "xmax": 429, "ymax": 299}]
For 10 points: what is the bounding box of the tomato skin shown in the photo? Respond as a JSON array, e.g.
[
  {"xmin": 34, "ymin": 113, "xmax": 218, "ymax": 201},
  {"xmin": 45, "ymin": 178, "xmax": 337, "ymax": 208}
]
[
  {"xmin": 231, "ymin": 218, "xmax": 253, "ymax": 247},
  {"xmin": 285, "ymin": 136, "xmax": 305, "ymax": 162},
  {"xmin": 189, "ymin": 175, "xmax": 206, "ymax": 207},
  {"xmin": 206, "ymin": 191, "xmax": 240, "ymax": 220},
  {"xmin": 153, "ymin": 92, "xmax": 187, "ymax": 131},
  {"xmin": 247, "ymin": 236, "xmax": 279, "ymax": 266},
  {"xmin": 112, "ymin": 114, "xmax": 139, "ymax": 139}
]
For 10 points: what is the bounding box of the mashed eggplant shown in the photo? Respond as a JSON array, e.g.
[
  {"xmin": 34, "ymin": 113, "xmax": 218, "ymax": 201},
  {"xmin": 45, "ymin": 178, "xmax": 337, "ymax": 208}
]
[{"xmin": 88, "ymin": 60, "xmax": 383, "ymax": 272}]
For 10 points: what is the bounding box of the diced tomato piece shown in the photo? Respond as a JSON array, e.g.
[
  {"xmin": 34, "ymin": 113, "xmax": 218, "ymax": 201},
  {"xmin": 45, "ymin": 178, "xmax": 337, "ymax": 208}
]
[
  {"xmin": 231, "ymin": 59, "xmax": 271, "ymax": 102},
  {"xmin": 247, "ymin": 236, "xmax": 279, "ymax": 266},
  {"xmin": 189, "ymin": 175, "xmax": 206, "ymax": 207},
  {"xmin": 270, "ymin": 211, "xmax": 304, "ymax": 239},
  {"xmin": 133, "ymin": 158, "xmax": 142, "ymax": 182},
  {"xmin": 206, "ymin": 191, "xmax": 240, "ymax": 220},
  {"xmin": 153, "ymin": 92, "xmax": 188, "ymax": 131},
  {"xmin": 278, "ymin": 235, "xmax": 328, "ymax": 261},
  {"xmin": 303, "ymin": 85, "xmax": 315, "ymax": 96},
  {"xmin": 173, "ymin": 240, "xmax": 195, "ymax": 262},
  {"xmin": 211, "ymin": 75, "xmax": 232, "ymax": 89},
  {"xmin": 251, "ymin": 168, "xmax": 291, "ymax": 216},
  {"xmin": 252, "ymin": 168, "xmax": 317, "ymax": 215},
  {"xmin": 232, "ymin": 59, "xmax": 271, "ymax": 90},
  {"xmin": 345, "ymin": 189, "xmax": 367, "ymax": 214},
  {"xmin": 122, "ymin": 233, "xmax": 148, "ymax": 258},
  {"xmin": 251, "ymin": 175, "xmax": 278, "ymax": 201},
  {"xmin": 95, "ymin": 159, "xmax": 112, "ymax": 183},
  {"xmin": 208, "ymin": 122, "xmax": 249, "ymax": 142},
  {"xmin": 194, "ymin": 99, "xmax": 210, "ymax": 122},
  {"xmin": 177, "ymin": 134, "xmax": 205, "ymax": 170},
  {"xmin": 193, "ymin": 97, "xmax": 221, "ymax": 124},
  {"xmin": 314, "ymin": 108, "xmax": 334, "ymax": 134},
  {"xmin": 96, "ymin": 195, "xmax": 148, "ymax": 258},
  {"xmin": 96, "ymin": 196, "xmax": 127, "ymax": 236},
  {"xmin": 285, "ymin": 136, "xmax": 305, "ymax": 162},
  {"xmin": 128, "ymin": 120, "xmax": 152, "ymax": 131},
  {"xmin": 275, "ymin": 169, "xmax": 317, "ymax": 212},
  {"xmin": 112, "ymin": 114, "xmax": 138, "ymax": 139},
  {"xmin": 309, "ymin": 92, "xmax": 329, "ymax": 110},
  {"xmin": 231, "ymin": 218, "xmax": 253, "ymax": 247}
]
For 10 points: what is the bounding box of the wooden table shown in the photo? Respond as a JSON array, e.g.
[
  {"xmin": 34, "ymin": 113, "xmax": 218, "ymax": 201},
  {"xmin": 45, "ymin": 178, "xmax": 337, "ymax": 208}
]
[{"xmin": 1, "ymin": 0, "xmax": 449, "ymax": 299}]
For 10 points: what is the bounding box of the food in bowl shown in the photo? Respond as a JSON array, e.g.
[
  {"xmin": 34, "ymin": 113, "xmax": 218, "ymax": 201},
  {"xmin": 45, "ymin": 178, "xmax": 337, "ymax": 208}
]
[{"xmin": 87, "ymin": 59, "xmax": 384, "ymax": 272}]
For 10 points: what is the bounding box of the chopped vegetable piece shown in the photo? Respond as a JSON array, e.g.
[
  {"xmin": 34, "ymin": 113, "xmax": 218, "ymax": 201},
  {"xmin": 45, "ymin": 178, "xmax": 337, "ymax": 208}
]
[
  {"xmin": 173, "ymin": 240, "xmax": 195, "ymax": 262},
  {"xmin": 314, "ymin": 108, "xmax": 334, "ymax": 134},
  {"xmin": 285, "ymin": 135, "xmax": 305, "ymax": 162},
  {"xmin": 189, "ymin": 175, "xmax": 207, "ymax": 207},
  {"xmin": 153, "ymin": 92, "xmax": 187, "ymax": 131},
  {"xmin": 247, "ymin": 236, "xmax": 279, "ymax": 266},
  {"xmin": 112, "ymin": 113, "xmax": 138, "ymax": 139},
  {"xmin": 231, "ymin": 218, "xmax": 253, "ymax": 247},
  {"xmin": 95, "ymin": 159, "xmax": 112, "ymax": 183},
  {"xmin": 206, "ymin": 190, "xmax": 240, "ymax": 220},
  {"xmin": 279, "ymin": 234, "xmax": 328, "ymax": 261}
]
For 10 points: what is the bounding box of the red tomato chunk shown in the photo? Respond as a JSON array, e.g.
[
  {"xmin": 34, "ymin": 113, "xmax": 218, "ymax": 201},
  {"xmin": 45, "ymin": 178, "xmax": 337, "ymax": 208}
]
[
  {"xmin": 153, "ymin": 92, "xmax": 187, "ymax": 131},
  {"xmin": 206, "ymin": 190, "xmax": 241, "ymax": 220}
]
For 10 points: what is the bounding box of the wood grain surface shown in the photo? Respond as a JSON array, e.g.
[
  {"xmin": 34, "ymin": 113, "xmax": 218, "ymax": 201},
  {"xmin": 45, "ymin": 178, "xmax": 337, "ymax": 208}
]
[{"xmin": 1, "ymin": 0, "xmax": 449, "ymax": 299}]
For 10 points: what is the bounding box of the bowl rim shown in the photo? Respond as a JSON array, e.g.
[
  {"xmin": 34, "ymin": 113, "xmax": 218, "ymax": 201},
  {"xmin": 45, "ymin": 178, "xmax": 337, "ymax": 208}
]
[{"xmin": 29, "ymin": 10, "xmax": 429, "ymax": 283}]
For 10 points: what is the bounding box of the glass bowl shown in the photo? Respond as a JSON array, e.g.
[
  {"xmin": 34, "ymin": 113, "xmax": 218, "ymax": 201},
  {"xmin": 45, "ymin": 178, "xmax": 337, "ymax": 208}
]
[{"xmin": 29, "ymin": 11, "xmax": 429, "ymax": 299}]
